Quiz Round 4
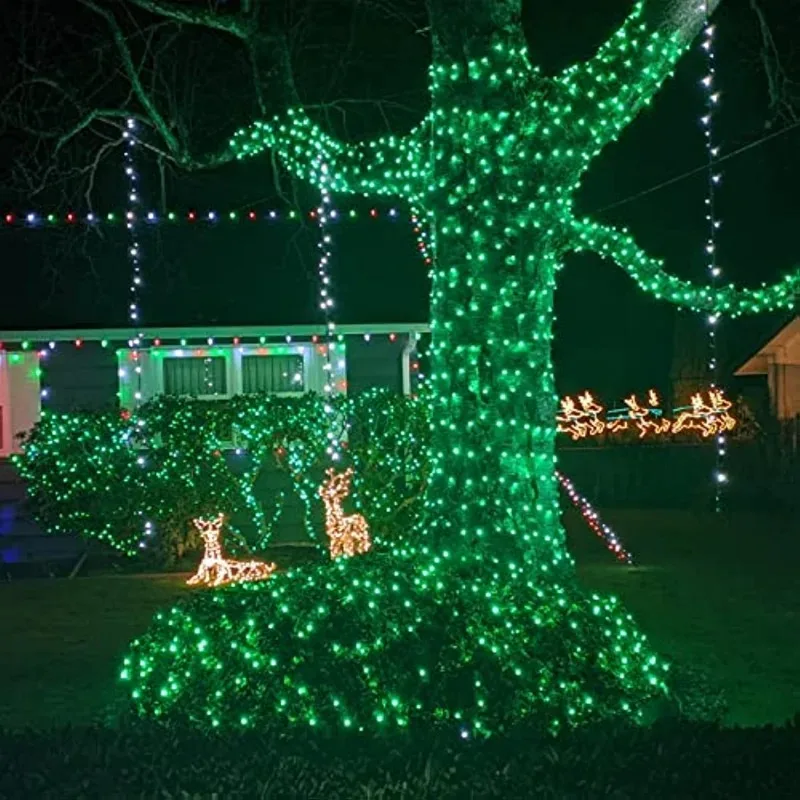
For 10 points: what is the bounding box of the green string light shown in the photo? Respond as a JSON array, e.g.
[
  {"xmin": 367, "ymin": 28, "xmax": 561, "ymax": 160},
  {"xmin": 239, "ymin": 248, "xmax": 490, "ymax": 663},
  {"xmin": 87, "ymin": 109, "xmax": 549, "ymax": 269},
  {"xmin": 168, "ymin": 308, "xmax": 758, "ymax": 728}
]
[{"xmin": 116, "ymin": 0, "xmax": 798, "ymax": 735}]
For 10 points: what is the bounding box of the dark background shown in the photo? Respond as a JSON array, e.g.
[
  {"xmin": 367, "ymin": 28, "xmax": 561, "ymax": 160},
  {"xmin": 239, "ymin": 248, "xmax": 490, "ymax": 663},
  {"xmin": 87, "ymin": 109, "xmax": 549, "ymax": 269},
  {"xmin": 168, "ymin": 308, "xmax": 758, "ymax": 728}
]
[{"xmin": 0, "ymin": 0, "xmax": 798, "ymax": 402}]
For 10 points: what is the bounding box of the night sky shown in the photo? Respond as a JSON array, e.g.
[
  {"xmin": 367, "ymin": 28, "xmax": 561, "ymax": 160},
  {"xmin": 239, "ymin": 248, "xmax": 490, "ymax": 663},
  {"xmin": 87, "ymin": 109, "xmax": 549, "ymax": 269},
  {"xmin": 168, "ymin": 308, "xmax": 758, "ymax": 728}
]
[{"xmin": 0, "ymin": 0, "xmax": 798, "ymax": 401}]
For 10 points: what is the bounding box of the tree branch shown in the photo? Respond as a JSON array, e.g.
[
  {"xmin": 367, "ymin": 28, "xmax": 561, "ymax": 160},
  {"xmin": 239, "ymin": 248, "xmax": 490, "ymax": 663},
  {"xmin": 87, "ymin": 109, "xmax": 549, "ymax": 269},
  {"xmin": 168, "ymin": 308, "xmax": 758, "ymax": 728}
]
[
  {"xmin": 80, "ymin": 1, "xmax": 182, "ymax": 155},
  {"xmin": 570, "ymin": 216, "xmax": 799, "ymax": 316},
  {"xmin": 79, "ymin": 0, "xmax": 237, "ymax": 171},
  {"xmin": 749, "ymin": 0, "xmax": 799, "ymax": 125},
  {"xmin": 124, "ymin": 0, "xmax": 251, "ymax": 38},
  {"xmin": 231, "ymin": 108, "xmax": 431, "ymax": 199},
  {"xmin": 552, "ymin": 0, "xmax": 724, "ymax": 155}
]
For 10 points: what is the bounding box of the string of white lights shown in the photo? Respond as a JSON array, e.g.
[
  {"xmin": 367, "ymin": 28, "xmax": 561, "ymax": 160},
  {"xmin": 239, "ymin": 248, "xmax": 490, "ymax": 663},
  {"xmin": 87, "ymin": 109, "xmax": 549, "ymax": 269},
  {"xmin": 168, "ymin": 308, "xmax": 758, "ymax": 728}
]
[
  {"xmin": 316, "ymin": 163, "xmax": 344, "ymax": 461},
  {"xmin": 122, "ymin": 118, "xmax": 153, "ymax": 550},
  {"xmin": 123, "ymin": 118, "xmax": 146, "ymax": 407},
  {"xmin": 700, "ymin": 7, "xmax": 727, "ymax": 509}
]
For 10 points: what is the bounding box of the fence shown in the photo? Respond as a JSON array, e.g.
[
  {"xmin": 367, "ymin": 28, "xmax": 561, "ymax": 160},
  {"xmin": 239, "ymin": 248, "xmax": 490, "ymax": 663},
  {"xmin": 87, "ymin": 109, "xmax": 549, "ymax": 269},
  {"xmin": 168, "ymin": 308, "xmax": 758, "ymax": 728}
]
[{"xmin": 557, "ymin": 418, "xmax": 799, "ymax": 512}]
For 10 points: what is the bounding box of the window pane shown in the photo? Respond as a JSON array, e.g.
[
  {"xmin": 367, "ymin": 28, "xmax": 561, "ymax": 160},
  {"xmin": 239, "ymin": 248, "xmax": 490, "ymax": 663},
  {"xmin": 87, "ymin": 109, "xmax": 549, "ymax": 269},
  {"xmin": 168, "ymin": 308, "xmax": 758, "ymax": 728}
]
[
  {"xmin": 163, "ymin": 357, "xmax": 227, "ymax": 396},
  {"xmin": 242, "ymin": 355, "xmax": 304, "ymax": 393}
]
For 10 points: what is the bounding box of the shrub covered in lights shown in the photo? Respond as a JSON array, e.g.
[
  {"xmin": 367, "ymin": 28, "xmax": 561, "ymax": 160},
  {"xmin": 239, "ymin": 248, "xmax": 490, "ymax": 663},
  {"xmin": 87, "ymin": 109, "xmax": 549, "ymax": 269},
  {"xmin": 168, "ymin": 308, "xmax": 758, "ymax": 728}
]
[
  {"xmin": 17, "ymin": 390, "xmax": 430, "ymax": 565},
  {"xmin": 122, "ymin": 555, "xmax": 668, "ymax": 735},
  {"xmin": 122, "ymin": 0, "xmax": 795, "ymax": 734},
  {"xmin": 17, "ymin": 412, "xmax": 148, "ymax": 556}
]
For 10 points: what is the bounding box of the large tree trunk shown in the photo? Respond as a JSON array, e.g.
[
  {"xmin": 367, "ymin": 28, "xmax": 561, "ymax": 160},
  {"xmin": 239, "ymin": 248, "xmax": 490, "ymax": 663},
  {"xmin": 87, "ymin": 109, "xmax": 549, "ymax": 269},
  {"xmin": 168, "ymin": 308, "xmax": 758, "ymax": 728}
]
[{"xmin": 422, "ymin": 0, "xmax": 570, "ymax": 575}]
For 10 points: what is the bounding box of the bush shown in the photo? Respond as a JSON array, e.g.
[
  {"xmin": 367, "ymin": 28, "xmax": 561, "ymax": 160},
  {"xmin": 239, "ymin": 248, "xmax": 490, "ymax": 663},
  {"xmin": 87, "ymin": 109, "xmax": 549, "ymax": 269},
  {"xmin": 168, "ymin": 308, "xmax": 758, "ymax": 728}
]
[
  {"xmin": 1, "ymin": 718, "xmax": 798, "ymax": 798},
  {"xmin": 16, "ymin": 412, "xmax": 147, "ymax": 557},
  {"xmin": 17, "ymin": 391, "xmax": 429, "ymax": 567},
  {"xmin": 120, "ymin": 553, "xmax": 669, "ymax": 737}
]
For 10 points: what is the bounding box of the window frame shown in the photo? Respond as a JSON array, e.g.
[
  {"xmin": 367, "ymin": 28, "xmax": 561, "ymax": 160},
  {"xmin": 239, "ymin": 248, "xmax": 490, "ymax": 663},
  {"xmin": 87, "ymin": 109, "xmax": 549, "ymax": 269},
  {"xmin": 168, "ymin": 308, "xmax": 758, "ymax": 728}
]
[
  {"xmin": 238, "ymin": 350, "xmax": 307, "ymax": 396},
  {"xmin": 161, "ymin": 353, "xmax": 231, "ymax": 400}
]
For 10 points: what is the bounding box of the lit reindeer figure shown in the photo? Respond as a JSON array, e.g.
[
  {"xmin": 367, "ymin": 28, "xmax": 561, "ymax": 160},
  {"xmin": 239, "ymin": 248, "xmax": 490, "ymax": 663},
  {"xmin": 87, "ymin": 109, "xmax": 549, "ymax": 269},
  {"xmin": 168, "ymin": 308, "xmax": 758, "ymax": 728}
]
[
  {"xmin": 556, "ymin": 395, "xmax": 590, "ymax": 440},
  {"xmin": 187, "ymin": 513, "xmax": 276, "ymax": 587},
  {"xmin": 623, "ymin": 390, "xmax": 671, "ymax": 438},
  {"xmin": 577, "ymin": 391, "xmax": 606, "ymax": 437},
  {"xmin": 318, "ymin": 468, "xmax": 371, "ymax": 559},
  {"xmin": 673, "ymin": 389, "xmax": 737, "ymax": 438}
]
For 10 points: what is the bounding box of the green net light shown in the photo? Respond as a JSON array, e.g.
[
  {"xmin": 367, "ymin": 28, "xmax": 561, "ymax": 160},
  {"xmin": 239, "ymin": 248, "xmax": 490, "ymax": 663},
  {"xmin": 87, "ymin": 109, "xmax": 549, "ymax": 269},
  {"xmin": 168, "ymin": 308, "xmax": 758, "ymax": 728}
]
[{"xmin": 122, "ymin": 0, "xmax": 796, "ymax": 735}]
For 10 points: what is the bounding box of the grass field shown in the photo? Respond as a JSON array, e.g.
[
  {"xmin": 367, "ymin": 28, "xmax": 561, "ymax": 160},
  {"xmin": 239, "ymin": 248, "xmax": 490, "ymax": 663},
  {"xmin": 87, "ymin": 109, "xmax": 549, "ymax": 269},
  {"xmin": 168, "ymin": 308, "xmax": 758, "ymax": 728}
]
[{"xmin": 1, "ymin": 508, "xmax": 798, "ymax": 731}]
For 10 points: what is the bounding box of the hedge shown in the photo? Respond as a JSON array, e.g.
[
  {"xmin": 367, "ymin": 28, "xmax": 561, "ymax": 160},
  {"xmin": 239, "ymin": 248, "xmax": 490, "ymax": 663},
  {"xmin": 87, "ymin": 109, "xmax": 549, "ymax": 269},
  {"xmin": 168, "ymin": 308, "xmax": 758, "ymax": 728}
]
[{"xmin": 1, "ymin": 719, "xmax": 798, "ymax": 798}]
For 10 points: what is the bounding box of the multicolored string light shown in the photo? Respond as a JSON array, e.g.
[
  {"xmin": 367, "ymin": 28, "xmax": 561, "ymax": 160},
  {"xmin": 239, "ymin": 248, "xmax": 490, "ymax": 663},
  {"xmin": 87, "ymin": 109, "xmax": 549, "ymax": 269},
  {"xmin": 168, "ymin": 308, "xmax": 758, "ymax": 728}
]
[
  {"xmin": 0, "ymin": 206, "xmax": 411, "ymax": 226},
  {"xmin": 556, "ymin": 471, "xmax": 633, "ymax": 564}
]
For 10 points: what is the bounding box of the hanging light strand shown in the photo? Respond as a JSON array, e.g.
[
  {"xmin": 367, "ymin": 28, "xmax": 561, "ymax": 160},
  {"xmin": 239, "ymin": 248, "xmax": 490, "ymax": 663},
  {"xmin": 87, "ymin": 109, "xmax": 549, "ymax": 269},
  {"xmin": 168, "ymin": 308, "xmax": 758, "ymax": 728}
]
[
  {"xmin": 316, "ymin": 163, "xmax": 343, "ymax": 461},
  {"xmin": 123, "ymin": 118, "xmax": 146, "ymax": 407},
  {"xmin": 556, "ymin": 471, "xmax": 634, "ymax": 564},
  {"xmin": 123, "ymin": 118, "xmax": 154, "ymax": 552},
  {"xmin": 700, "ymin": 7, "xmax": 727, "ymax": 508}
]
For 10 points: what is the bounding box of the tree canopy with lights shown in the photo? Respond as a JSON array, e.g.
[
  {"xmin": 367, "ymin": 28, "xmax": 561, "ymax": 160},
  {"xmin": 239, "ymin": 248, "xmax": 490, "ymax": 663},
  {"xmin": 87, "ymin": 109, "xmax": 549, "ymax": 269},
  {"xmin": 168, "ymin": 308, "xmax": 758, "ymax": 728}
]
[{"xmin": 119, "ymin": 0, "xmax": 798, "ymax": 735}]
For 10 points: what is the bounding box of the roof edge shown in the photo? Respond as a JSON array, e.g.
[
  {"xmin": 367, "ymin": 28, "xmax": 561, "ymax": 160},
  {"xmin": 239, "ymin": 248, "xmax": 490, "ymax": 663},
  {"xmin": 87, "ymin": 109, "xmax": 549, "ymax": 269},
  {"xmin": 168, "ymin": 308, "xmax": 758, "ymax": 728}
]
[{"xmin": 0, "ymin": 323, "xmax": 431, "ymax": 344}]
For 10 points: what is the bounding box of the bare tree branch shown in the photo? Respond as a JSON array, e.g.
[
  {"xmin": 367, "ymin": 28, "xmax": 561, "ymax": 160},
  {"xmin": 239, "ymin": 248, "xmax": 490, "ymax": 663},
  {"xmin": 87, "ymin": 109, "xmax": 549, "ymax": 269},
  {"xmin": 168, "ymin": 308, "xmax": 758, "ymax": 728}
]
[
  {"xmin": 79, "ymin": 0, "xmax": 183, "ymax": 156},
  {"xmin": 124, "ymin": 0, "xmax": 251, "ymax": 38},
  {"xmin": 750, "ymin": 0, "xmax": 799, "ymax": 125}
]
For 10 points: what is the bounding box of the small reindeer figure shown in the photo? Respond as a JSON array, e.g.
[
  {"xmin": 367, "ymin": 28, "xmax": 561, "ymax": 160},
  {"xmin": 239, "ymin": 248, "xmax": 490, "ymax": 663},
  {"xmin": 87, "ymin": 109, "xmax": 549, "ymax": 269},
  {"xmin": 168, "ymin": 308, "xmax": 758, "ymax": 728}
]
[
  {"xmin": 318, "ymin": 468, "xmax": 371, "ymax": 559},
  {"xmin": 556, "ymin": 396, "xmax": 590, "ymax": 440},
  {"xmin": 187, "ymin": 513, "xmax": 276, "ymax": 587},
  {"xmin": 672, "ymin": 389, "xmax": 737, "ymax": 438},
  {"xmin": 577, "ymin": 391, "xmax": 606, "ymax": 436},
  {"xmin": 623, "ymin": 391, "xmax": 671, "ymax": 438}
]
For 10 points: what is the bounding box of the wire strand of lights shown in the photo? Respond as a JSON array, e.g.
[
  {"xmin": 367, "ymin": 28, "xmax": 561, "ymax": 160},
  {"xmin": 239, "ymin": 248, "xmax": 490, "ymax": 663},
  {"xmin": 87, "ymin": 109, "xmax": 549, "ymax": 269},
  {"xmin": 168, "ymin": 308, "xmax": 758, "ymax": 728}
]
[
  {"xmin": 2, "ymin": 207, "xmax": 409, "ymax": 225},
  {"xmin": 123, "ymin": 117, "xmax": 152, "ymax": 550},
  {"xmin": 555, "ymin": 471, "xmax": 634, "ymax": 564},
  {"xmin": 316, "ymin": 163, "xmax": 343, "ymax": 461},
  {"xmin": 123, "ymin": 118, "xmax": 145, "ymax": 407},
  {"xmin": 408, "ymin": 205, "xmax": 435, "ymax": 390},
  {"xmin": 700, "ymin": 7, "xmax": 728, "ymax": 508}
]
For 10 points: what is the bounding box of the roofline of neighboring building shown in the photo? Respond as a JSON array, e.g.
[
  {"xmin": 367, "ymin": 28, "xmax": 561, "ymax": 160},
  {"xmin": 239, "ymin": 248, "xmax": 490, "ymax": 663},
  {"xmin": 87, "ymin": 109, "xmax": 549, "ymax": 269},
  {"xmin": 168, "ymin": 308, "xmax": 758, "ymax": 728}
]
[
  {"xmin": 0, "ymin": 323, "xmax": 431, "ymax": 345},
  {"xmin": 734, "ymin": 314, "xmax": 800, "ymax": 376}
]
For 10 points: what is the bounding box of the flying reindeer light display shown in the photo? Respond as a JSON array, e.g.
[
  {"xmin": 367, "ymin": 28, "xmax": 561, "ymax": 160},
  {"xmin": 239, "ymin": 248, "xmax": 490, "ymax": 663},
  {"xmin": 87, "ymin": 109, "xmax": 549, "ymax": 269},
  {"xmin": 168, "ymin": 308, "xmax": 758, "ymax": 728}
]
[
  {"xmin": 557, "ymin": 388, "xmax": 737, "ymax": 441},
  {"xmin": 187, "ymin": 513, "xmax": 276, "ymax": 587},
  {"xmin": 318, "ymin": 468, "xmax": 371, "ymax": 559}
]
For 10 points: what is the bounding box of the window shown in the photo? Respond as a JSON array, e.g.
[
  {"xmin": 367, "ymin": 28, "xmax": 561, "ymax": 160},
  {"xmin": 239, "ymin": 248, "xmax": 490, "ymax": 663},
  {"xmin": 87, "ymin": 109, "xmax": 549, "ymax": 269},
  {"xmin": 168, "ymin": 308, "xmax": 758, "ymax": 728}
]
[
  {"xmin": 163, "ymin": 356, "xmax": 227, "ymax": 397},
  {"xmin": 242, "ymin": 355, "xmax": 304, "ymax": 393}
]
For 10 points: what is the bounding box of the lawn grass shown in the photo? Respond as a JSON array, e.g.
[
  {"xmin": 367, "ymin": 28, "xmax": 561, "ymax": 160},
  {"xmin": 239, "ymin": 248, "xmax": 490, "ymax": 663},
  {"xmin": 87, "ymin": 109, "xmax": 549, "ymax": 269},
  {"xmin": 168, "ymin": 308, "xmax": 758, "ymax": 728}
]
[{"xmin": 0, "ymin": 509, "xmax": 798, "ymax": 731}]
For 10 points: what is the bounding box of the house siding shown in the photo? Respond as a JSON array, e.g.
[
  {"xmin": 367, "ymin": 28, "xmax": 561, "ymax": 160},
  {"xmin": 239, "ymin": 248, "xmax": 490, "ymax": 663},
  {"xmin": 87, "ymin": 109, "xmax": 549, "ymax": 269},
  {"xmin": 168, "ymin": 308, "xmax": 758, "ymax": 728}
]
[
  {"xmin": 345, "ymin": 335, "xmax": 406, "ymax": 394},
  {"xmin": 0, "ymin": 353, "xmax": 41, "ymax": 456},
  {"xmin": 40, "ymin": 344, "xmax": 118, "ymax": 413}
]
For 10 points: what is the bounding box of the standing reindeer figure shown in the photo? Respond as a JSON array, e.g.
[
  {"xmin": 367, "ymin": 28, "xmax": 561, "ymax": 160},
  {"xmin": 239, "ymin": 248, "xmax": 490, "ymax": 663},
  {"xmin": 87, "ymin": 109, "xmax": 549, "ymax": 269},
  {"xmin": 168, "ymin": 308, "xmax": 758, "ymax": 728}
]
[
  {"xmin": 187, "ymin": 513, "xmax": 276, "ymax": 587},
  {"xmin": 318, "ymin": 468, "xmax": 371, "ymax": 559}
]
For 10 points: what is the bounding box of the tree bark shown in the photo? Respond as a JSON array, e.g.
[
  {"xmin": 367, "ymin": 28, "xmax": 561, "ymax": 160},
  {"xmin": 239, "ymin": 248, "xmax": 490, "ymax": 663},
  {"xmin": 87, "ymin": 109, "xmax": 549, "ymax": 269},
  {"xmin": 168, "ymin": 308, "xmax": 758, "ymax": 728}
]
[{"xmin": 419, "ymin": 0, "xmax": 570, "ymax": 573}]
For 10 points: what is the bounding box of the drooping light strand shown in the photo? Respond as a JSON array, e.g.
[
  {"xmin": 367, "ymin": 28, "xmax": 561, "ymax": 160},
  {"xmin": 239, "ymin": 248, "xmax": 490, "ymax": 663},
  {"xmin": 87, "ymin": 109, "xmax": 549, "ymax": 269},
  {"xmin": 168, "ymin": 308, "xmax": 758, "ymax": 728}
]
[
  {"xmin": 408, "ymin": 205, "xmax": 435, "ymax": 392},
  {"xmin": 316, "ymin": 163, "xmax": 345, "ymax": 461},
  {"xmin": 700, "ymin": 8, "xmax": 727, "ymax": 506},
  {"xmin": 123, "ymin": 118, "xmax": 145, "ymax": 408},
  {"xmin": 410, "ymin": 206, "xmax": 434, "ymax": 269},
  {"xmin": 556, "ymin": 471, "xmax": 633, "ymax": 564}
]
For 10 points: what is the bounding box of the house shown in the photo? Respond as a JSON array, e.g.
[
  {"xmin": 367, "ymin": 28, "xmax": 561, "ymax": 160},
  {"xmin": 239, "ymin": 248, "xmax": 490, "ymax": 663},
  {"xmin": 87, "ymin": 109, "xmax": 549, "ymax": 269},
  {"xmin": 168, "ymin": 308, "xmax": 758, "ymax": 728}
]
[
  {"xmin": 0, "ymin": 323, "xmax": 428, "ymax": 457},
  {"xmin": 0, "ymin": 322, "xmax": 427, "ymax": 569},
  {"xmin": 734, "ymin": 315, "xmax": 800, "ymax": 421}
]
